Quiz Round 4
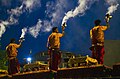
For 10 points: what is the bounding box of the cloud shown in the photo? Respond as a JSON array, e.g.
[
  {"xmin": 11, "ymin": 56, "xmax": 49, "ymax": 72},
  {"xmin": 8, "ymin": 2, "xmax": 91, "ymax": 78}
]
[
  {"xmin": 28, "ymin": 0, "xmax": 68, "ymax": 38},
  {"xmin": 0, "ymin": 21, "xmax": 9, "ymax": 38},
  {"xmin": 27, "ymin": 0, "xmax": 69, "ymax": 38},
  {"xmin": 0, "ymin": 0, "xmax": 41, "ymax": 38},
  {"xmin": 43, "ymin": 0, "xmax": 68, "ymax": 32},
  {"xmin": 42, "ymin": 20, "xmax": 52, "ymax": 32},
  {"xmin": 0, "ymin": 0, "xmax": 12, "ymax": 7},
  {"xmin": 61, "ymin": 0, "xmax": 98, "ymax": 25},
  {"xmin": 22, "ymin": 0, "xmax": 41, "ymax": 12},
  {"xmin": 7, "ymin": 0, "xmax": 41, "ymax": 24},
  {"xmin": 29, "ymin": 19, "xmax": 42, "ymax": 38}
]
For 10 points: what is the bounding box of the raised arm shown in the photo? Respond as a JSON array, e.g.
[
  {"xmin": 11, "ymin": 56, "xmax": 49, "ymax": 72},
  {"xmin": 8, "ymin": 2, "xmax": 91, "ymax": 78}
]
[
  {"xmin": 106, "ymin": 21, "xmax": 110, "ymax": 29},
  {"xmin": 62, "ymin": 23, "xmax": 65, "ymax": 36}
]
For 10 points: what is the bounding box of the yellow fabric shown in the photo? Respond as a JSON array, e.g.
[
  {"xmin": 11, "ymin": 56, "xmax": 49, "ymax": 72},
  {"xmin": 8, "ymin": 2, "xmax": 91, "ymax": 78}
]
[
  {"xmin": 6, "ymin": 43, "xmax": 20, "ymax": 57},
  {"xmin": 90, "ymin": 26, "xmax": 107, "ymax": 44},
  {"xmin": 48, "ymin": 32, "xmax": 63, "ymax": 48}
]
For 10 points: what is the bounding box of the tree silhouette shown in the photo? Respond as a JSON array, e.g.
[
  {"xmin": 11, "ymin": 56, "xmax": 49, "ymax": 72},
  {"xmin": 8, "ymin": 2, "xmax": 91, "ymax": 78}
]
[{"xmin": 0, "ymin": 49, "xmax": 8, "ymax": 70}]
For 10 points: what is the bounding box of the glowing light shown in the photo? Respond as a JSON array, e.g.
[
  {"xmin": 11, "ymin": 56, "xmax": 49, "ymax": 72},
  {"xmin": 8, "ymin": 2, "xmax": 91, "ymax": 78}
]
[{"xmin": 27, "ymin": 57, "xmax": 31, "ymax": 62}]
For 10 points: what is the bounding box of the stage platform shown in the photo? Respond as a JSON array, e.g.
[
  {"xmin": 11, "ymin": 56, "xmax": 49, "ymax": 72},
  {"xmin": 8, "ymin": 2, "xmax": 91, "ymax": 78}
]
[{"xmin": 0, "ymin": 65, "xmax": 120, "ymax": 79}]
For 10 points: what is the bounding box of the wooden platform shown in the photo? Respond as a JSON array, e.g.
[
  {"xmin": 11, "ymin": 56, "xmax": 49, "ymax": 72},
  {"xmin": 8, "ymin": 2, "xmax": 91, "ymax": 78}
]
[{"xmin": 0, "ymin": 65, "xmax": 119, "ymax": 79}]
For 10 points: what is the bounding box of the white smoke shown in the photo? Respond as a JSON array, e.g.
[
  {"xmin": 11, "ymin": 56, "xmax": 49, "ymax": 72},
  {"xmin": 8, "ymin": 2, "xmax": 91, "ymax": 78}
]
[
  {"xmin": 20, "ymin": 27, "xmax": 27, "ymax": 38},
  {"xmin": 62, "ymin": 0, "xmax": 98, "ymax": 25},
  {"xmin": 105, "ymin": 0, "xmax": 119, "ymax": 14},
  {"xmin": 29, "ymin": 19, "xmax": 42, "ymax": 38}
]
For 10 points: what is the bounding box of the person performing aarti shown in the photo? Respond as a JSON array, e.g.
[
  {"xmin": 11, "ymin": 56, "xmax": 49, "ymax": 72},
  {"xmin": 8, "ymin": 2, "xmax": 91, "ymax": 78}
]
[
  {"xmin": 47, "ymin": 24, "xmax": 65, "ymax": 72},
  {"xmin": 6, "ymin": 38, "xmax": 23, "ymax": 75},
  {"xmin": 90, "ymin": 17, "xmax": 110, "ymax": 64}
]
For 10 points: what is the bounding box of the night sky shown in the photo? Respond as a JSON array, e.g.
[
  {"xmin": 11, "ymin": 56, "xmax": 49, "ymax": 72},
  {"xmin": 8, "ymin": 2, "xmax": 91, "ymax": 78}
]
[{"xmin": 0, "ymin": 0, "xmax": 120, "ymax": 62}]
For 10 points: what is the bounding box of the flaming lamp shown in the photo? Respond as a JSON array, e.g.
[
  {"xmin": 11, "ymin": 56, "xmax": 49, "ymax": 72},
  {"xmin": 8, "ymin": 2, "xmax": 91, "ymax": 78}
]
[
  {"xmin": 19, "ymin": 37, "xmax": 25, "ymax": 43},
  {"xmin": 105, "ymin": 14, "xmax": 112, "ymax": 22},
  {"xmin": 62, "ymin": 22, "xmax": 67, "ymax": 30}
]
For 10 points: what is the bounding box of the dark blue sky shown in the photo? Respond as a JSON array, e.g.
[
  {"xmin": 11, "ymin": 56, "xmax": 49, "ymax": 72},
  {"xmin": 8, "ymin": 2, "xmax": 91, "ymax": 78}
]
[{"xmin": 0, "ymin": 0, "xmax": 120, "ymax": 62}]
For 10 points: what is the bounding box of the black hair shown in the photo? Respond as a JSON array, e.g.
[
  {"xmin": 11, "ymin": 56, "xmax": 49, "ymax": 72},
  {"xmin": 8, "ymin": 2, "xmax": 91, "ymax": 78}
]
[
  {"xmin": 94, "ymin": 19, "xmax": 101, "ymax": 26},
  {"xmin": 10, "ymin": 38, "xmax": 16, "ymax": 43},
  {"xmin": 52, "ymin": 27, "xmax": 58, "ymax": 32}
]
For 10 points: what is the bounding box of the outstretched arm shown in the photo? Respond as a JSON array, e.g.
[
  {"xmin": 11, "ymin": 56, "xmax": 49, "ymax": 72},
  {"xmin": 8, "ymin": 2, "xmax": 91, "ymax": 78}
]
[
  {"xmin": 62, "ymin": 23, "xmax": 65, "ymax": 36},
  {"xmin": 106, "ymin": 21, "xmax": 110, "ymax": 29},
  {"xmin": 18, "ymin": 39, "xmax": 23, "ymax": 47}
]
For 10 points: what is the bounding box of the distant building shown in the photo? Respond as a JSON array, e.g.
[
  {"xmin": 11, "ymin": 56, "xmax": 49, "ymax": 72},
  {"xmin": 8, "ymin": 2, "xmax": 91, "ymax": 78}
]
[{"xmin": 32, "ymin": 51, "xmax": 79, "ymax": 67}]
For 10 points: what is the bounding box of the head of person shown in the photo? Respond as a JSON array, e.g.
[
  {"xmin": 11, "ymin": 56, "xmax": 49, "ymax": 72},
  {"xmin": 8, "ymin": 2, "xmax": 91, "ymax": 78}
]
[
  {"xmin": 10, "ymin": 38, "xmax": 16, "ymax": 43},
  {"xmin": 52, "ymin": 27, "xmax": 58, "ymax": 33},
  {"xmin": 94, "ymin": 19, "xmax": 101, "ymax": 26}
]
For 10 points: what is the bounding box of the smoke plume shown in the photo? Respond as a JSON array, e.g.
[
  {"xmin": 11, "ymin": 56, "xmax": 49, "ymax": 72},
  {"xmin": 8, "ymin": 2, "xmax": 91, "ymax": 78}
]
[
  {"xmin": 20, "ymin": 27, "xmax": 27, "ymax": 38},
  {"xmin": 105, "ymin": 0, "xmax": 119, "ymax": 14},
  {"xmin": 62, "ymin": 0, "xmax": 97, "ymax": 25}
]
